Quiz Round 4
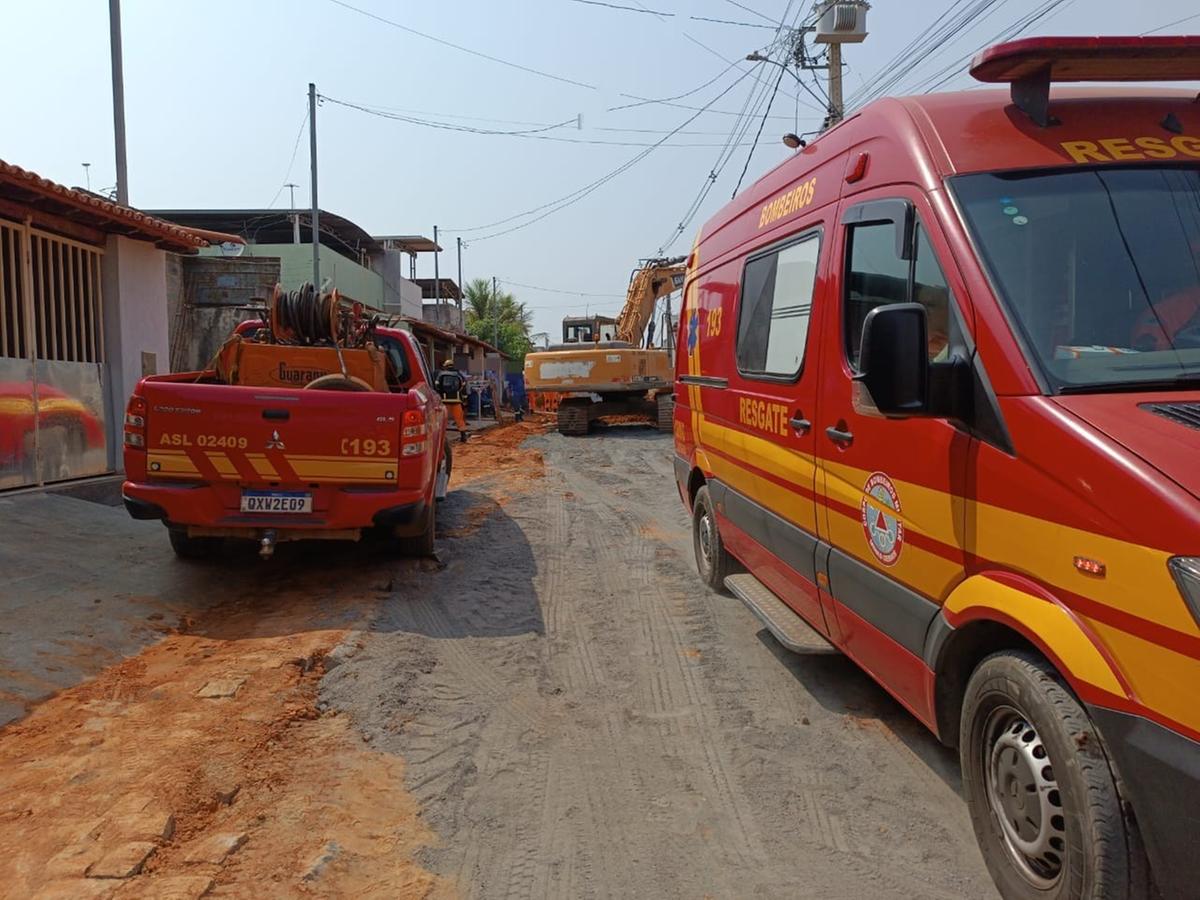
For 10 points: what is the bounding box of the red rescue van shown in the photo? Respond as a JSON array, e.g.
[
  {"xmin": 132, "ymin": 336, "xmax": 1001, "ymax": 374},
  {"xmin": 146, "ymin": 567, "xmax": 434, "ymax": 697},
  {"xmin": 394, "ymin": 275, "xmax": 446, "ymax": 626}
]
[{"xmin": 673, "ymin": 37, "xmax": 1200, "ymax": 900}]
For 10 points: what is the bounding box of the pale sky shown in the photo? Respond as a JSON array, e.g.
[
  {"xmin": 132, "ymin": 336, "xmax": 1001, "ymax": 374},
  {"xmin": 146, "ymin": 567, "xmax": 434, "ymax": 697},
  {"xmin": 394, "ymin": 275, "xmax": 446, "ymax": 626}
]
[{"xmin": 4, "ymin": 0, "xmax": 1197, "ymax": 338}]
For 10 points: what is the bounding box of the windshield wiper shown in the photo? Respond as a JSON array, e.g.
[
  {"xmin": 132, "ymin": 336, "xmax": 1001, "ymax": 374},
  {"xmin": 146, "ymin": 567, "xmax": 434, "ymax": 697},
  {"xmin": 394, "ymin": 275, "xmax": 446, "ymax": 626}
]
[{"xmin": 1058, "ymin": 371, "xmax": 1200, "ymax": 394}]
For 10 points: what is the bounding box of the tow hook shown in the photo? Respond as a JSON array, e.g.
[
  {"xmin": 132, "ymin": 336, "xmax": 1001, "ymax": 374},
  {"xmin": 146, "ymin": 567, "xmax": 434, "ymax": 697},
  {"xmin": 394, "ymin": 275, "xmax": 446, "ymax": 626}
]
[{"xmin": 259, "ymin": 529, "xmax": 277, "ymax": 560}]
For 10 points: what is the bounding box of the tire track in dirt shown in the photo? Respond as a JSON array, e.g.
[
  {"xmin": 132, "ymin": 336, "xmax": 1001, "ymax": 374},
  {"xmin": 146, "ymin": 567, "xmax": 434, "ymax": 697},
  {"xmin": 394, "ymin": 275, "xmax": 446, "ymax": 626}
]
[{"xmin": 322, "ymin": 426, "xmax": 997, "ymax": 899}]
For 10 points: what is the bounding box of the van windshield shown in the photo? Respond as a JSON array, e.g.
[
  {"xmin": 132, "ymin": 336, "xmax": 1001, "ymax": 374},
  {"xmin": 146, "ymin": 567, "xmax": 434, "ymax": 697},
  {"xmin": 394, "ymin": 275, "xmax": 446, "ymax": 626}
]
[{"xmin": 950, "ymin": 166, "xmax": 1200, "ymax": 392}]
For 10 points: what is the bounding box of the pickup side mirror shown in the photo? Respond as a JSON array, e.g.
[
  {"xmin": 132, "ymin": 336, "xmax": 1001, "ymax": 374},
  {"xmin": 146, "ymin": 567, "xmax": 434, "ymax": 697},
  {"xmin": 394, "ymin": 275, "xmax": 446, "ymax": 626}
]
[{"xmin": 855, "ymin": 303, "xmax": 929, "ymax": 416}]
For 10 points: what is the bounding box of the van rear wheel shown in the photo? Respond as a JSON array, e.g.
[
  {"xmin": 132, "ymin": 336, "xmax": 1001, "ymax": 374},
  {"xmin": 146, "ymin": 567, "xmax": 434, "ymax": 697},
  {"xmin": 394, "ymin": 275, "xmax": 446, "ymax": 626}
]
[
  {"xmin": 960, "ymin": 650, "xmax": 1151, "ymax": 900},
  {"xmin": 692, "ymin": 485, "xmax": 736, "ymax": 592}
]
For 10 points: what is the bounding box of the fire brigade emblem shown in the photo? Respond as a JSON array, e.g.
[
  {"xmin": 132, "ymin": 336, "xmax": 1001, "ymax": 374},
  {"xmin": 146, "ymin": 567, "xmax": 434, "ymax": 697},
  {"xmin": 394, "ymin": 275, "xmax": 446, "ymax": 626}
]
[{"xmin": 861, "ymin": 472, "xmax": 903, "ymax": 566}]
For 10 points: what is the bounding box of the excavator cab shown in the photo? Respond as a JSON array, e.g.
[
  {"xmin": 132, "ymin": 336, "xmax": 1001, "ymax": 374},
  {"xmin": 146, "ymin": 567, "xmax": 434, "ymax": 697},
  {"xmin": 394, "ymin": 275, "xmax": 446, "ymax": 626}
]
[{"xmin": 561, "ymin": 316, "xmax": 617, "ymax": 344}]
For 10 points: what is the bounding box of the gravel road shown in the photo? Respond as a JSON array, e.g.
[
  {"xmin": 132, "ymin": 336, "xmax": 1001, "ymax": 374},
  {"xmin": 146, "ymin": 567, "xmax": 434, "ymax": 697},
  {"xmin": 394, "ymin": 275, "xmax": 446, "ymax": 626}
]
[{"xmin": 323, "ymin": 425, "xmax": 1000, "ymax": 899}]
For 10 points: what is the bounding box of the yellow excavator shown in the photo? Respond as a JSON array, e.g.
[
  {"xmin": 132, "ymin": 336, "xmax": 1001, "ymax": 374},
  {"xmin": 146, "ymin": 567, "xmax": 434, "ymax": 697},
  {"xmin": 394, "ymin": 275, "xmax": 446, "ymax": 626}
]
[{"xmin": 524, "ymin": 256, "xmax": 686, "ymax": 435}]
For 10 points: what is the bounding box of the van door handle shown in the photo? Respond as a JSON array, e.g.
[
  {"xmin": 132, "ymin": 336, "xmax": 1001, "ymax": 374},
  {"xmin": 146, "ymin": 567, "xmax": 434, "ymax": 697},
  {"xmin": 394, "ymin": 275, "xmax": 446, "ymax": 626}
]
[
  {"xmin": 789, "ymin": 416, "xmax": 811, "ymax": 434},
  {"xmin": 825, "ymin": 425, "xmax": 854, "ymax": 446}
]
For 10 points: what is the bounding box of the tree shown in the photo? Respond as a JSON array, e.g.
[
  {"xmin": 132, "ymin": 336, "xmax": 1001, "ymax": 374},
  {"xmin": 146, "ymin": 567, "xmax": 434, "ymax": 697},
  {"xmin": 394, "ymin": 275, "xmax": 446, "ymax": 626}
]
[{"xmin": 463, "ymin": 278, "xmax": 533, "ymax": 362}]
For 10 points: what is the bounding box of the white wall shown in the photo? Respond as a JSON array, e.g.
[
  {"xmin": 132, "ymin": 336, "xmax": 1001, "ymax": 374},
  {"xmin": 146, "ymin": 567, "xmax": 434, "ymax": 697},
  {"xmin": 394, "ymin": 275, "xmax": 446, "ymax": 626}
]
[
  {"xmin": 370, "ymin": 249, "xmax": 424, "ymax": 319},
  {"xmin": 101, "ymin": 235, "xmax": 170, "ymax": 471}
]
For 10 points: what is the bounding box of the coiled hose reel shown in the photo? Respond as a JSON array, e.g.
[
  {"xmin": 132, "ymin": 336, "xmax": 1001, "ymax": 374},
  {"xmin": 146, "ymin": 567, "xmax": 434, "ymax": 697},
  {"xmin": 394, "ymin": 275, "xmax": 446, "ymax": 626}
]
[{"xmin": 267, "ymin": 283, "xmax": 370, "ymax": 391}]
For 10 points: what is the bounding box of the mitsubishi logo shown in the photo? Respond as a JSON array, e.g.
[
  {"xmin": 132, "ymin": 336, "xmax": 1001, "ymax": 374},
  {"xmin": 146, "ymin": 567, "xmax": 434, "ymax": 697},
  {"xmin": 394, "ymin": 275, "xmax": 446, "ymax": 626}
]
[{"xmin": 265, "ymin": 430, "xmax": 285, "ymax": 450}]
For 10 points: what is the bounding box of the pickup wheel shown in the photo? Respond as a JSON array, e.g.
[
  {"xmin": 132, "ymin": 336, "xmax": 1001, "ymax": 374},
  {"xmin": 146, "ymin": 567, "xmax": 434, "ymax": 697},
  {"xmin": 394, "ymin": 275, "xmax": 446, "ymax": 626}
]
[
  {"xmin": 692, "ymin": 485, "xmax": 736, "ymax": 592},
  {"xmin": 398, "ymin": 502, "xmax": 436, "ymax": 558},
  {"xmin": 960, "ymin": 650, "xmax": 1151, "ymax": 900},
  {"xmin": 167, "ymin": 527, "xmax": 220, "ymax": 560}
]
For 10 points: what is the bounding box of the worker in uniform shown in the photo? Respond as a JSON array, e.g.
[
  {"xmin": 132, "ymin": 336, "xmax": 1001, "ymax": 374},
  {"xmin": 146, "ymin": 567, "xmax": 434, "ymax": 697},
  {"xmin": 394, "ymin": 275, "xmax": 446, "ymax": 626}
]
[{"xmin": 435, "ymin": 360, "xmax": 469, "ymax": 442}]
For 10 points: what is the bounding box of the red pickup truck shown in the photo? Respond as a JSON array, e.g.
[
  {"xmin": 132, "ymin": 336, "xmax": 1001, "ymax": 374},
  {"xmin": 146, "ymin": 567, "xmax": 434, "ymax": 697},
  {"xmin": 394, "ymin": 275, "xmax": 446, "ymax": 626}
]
[{"xmin": 121, "ymin": 325, "xmax": 449, "ymax": 559}]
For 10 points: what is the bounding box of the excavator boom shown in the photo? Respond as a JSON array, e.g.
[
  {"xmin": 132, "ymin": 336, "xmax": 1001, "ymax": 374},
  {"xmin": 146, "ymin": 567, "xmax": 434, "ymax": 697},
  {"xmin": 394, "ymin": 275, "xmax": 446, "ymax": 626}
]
[{"xmin": 614, "ymin": 256, "xmax": 687, "ymax": 347}]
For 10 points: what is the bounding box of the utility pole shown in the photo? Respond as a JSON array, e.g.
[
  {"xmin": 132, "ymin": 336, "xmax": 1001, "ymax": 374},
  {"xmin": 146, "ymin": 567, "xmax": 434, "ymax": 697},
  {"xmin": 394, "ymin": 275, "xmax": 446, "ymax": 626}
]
[
  {"xmin": 286, "ymin": 183, "xmax": 300, "ymax": 243},
  {"xmin": 433, "ymin": 225, "xmax": 442, "ymax": 313},
  {"xmin": 812, "ymin": 0, "xmax": 868, "ymax": 128},
  {"xmin": 492, "ymin": 276, "xmax": 499, "ymax": 351},
  {"xmin": 308, "ymin": 83, "xmax": 320, "ymax": 289},
  {"xmin": 826, "ymin": 43, "xmax": 844, "ymax": 125},
  {"xmin": 456, "ymin": 237, "xmax": 464, "ymax": 323},
  {"xmin": 108, "ymin": 0, "xmax": 129, "ymax": 206}
]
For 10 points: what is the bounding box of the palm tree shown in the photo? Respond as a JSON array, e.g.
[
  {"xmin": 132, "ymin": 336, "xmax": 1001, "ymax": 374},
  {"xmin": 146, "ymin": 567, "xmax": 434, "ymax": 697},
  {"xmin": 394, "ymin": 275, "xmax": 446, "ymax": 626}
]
[{"xmin": 463, "ymin": 278, "xmax": 533, "ymax": 361}]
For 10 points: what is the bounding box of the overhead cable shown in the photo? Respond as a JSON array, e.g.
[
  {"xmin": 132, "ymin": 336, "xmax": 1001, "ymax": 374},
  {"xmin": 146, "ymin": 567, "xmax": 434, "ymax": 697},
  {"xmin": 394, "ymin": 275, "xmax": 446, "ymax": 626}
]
[
  {"xmin": 326, "ymin": 0, "xmax": 599, "ymax": 90},
  {"xmin": 265, "ymin": 106, "xmax": 310, "ymax": 208},
  {"xmin": 446, "ymin": 67, "xmax": 761, "ymax": 242}
]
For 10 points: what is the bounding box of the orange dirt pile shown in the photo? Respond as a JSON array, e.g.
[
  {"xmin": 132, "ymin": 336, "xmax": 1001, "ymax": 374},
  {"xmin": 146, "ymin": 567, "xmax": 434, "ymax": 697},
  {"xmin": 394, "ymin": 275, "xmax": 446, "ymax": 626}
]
[
  {"xmin": 0, "ymin": 589, "xmax": 445, "ymax": 898},
  {"xmin": 452, "ymin": 420, "xmax": 547, "ymax": 486}
]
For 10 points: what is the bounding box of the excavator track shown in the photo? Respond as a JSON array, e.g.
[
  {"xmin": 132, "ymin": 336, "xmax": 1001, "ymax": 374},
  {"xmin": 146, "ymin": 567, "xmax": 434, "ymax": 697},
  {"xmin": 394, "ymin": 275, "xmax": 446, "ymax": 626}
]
[
  {"xmin": 655, "ymin": 393, "xmax": 675, "ymax": 433},
  {"xmin": 557, "ymin": 401, "xmax": 591, "ymax": 436}
]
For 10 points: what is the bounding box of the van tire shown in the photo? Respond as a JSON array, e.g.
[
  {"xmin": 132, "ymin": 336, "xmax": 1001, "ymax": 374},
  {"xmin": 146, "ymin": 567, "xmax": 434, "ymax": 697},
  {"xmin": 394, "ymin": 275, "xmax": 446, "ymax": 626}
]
[
  {"xmin": 691, "ymin": 485, "xmax": 736, "ymax": 592},
  {"xmin": 398, "ymin": 501, "xmax": 436, "ymax": 558},
  {"xmin": 960, "ymin": 650, "xmax": 1150, "ymax": 900},
  {"xmin": 168, "ymin": 527, "xmax": 219, "ymax": 560}
]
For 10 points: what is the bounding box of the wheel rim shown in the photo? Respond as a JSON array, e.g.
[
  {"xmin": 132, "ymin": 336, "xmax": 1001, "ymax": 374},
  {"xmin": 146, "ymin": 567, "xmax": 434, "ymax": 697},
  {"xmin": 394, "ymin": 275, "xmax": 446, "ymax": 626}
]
[
  {"xmin": 697, "ymin": 505, "xmax": 715, "ymax": 572},
  {"xmin": 982, "ymin": 705, "xmax": 1066, "ymax": 889}
]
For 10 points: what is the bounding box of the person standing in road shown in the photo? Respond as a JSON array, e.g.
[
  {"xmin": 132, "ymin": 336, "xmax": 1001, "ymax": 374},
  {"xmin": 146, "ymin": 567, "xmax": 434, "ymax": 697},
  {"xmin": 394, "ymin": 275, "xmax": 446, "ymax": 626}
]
[{"xmin": 434, "ymin": 359, "xmax": 469, "ymax": 442}]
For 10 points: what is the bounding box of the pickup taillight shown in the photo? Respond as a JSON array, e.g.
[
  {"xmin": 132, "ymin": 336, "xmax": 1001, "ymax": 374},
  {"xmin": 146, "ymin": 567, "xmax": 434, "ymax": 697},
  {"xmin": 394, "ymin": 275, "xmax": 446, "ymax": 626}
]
[
  {"xmin": 123, "ymin": 395, "xmax": 147, "ymax": 448},
  {"xmin": 401, "ymin": 409, "xmax": 427, "ymax": 456}
]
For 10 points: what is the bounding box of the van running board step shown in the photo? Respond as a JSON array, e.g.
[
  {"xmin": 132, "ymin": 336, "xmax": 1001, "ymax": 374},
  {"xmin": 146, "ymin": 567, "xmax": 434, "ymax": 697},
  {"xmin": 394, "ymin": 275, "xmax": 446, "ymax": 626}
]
[{"xmin": 725, "ymin": 574, "xmax": 840, "ymax": 654}]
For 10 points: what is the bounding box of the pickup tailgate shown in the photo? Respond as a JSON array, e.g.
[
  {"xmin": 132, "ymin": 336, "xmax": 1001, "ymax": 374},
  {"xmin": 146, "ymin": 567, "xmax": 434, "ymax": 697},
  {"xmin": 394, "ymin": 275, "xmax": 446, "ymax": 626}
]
[{"xmin": 140, "ymin": 380, "xmax": 413, "ymax": 488}]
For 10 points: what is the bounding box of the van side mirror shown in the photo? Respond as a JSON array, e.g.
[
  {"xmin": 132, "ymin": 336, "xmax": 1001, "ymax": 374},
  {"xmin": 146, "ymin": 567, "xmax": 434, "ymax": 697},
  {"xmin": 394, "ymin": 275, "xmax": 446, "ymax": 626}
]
[{"xmin": 855, "ymin": 303, "xmax": 929, "ymax": 416}]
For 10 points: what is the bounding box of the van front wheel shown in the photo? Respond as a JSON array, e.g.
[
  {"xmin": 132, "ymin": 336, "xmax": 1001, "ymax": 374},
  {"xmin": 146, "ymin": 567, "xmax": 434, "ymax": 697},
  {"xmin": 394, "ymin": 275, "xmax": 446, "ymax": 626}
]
[{"xmin": 960, "ymin": 650, "xmax": 1150, "ymax": 900}]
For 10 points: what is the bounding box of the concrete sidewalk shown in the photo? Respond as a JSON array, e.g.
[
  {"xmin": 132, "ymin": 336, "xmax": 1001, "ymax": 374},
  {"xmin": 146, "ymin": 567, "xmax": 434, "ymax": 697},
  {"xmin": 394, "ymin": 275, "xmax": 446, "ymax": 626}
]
[{"xmin": 0, "ymin": 490, "xmax": 224, "ymax": 727}]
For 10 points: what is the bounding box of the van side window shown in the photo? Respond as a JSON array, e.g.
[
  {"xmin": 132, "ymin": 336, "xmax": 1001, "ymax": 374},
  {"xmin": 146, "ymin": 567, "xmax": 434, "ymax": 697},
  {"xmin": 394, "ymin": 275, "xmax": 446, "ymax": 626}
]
[
  {"xmin": 845, "ymin": 219, "xmax": 955, "ymax": 367},
  {"xmin": 736, "ymin": 232, "xmax": 821, "ymax": 377},
  {"xmin": 913, "ymin": 225, "xmax": 952, "ymax": 362},
  {"xmin": 845, "ymin": 222, "xmax": 909, "ymax": 368}
]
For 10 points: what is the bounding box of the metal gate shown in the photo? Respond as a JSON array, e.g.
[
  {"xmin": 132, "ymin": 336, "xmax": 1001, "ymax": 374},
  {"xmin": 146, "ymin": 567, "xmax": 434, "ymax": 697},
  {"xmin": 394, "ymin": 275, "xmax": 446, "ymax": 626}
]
[{"xmin": 0, "ymin": 216, "xmax": 109, "ymax": 489}]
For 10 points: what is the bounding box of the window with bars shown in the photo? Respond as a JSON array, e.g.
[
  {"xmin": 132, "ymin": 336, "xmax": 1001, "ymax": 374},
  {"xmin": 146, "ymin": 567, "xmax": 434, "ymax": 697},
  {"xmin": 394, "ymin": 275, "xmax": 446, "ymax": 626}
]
[{"xmin": 0, "ymin": 219, "xmax": 104, "ymax": 363}]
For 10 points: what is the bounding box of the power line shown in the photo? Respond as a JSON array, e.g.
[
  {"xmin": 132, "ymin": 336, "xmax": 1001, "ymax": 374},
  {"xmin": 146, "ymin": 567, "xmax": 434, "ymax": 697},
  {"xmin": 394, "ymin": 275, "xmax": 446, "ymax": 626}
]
[
  {"xmin": 690, "ymin": 15, "xmax": 777, "ymax": 29},
  {"xmin": 1142, "ymin": 11, "xmax": 1200, "ymax": 35},
  {"xmin": 653, "ymin": 3, "xmax": 814, "ymax": 252},
  {"xmin": 626, "ymin": 0, "xmax": 823, "ymax": 114},
  {"xmin": 319, "ymin": 95, "xmax": 577, "ymax": 135},
  {"xmin": 447, "ymin": 66, "xmax": 760, "ymax": 242},
  {"xmin": 733, "ymin": 62, "xmax": 787, "ymax": 196},
  {"xmin": 722, "ymin": 0, "xmax": 780, "ymax": 25},
  {"xmin": 656, "ymin": 43, "xmax": 801, "ymax": 253},
  {"xmin": 265, "ymin": 107, "xmax": 309, "ymax": 208},
  {"xmin": 912, "ymin": 0, "xmax": 1074, "ymax": 95},
  {"xmin": 326, "ymin": 0, "xmax": 599, "ymax": 90},
  {"xmin": 319, "ymin": 94, "xmax": 774, "ymax": 147},
  {"xmin": 568, "ymin": 1, "xmax": 774, "ymax": 28},
  {"xmin": 568, "ymin": 0, "xmax": 671, "ymax": 14},
  {"xmin": 499, "ymin": 278, "xmax": 625, "ymax": 298}
]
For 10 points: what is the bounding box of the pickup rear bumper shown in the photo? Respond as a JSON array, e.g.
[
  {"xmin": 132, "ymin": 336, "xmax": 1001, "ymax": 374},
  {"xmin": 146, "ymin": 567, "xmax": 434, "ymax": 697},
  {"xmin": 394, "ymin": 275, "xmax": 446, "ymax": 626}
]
[{"xmin": 122, "ymin": 480, "xmax": 428, "ymax": 536}]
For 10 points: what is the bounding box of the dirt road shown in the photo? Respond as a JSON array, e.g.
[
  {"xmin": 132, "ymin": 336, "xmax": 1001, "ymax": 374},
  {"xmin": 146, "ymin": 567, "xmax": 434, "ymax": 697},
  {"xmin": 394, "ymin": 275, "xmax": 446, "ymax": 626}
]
[
  {"xmin": 328, "ymin": 422, "xmax": 999, "ymax": 899},
  {"xmin": 0, "ymin": 421, "xmax": 999, "ymax": 898}
]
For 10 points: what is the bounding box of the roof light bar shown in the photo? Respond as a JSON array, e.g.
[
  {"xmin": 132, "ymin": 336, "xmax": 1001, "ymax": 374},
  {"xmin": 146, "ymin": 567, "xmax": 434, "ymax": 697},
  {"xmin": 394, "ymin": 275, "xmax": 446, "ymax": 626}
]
[{"xmin": 970, "ymin": 35, "xmax": 1200, "ymax": 127}]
